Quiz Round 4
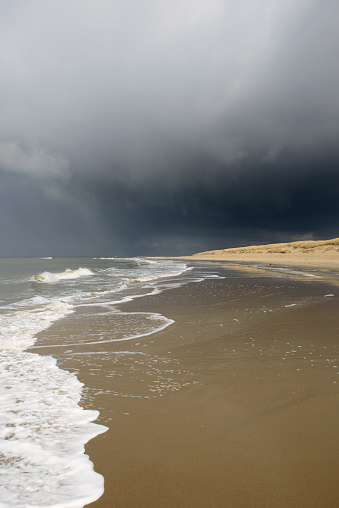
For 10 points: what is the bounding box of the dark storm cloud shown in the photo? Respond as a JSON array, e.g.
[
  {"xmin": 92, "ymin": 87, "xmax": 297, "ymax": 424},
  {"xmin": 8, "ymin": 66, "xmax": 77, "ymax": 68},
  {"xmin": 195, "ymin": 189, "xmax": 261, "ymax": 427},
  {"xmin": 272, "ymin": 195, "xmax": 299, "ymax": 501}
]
[
  {"xmin": 80, "ymin": 144, "xmax": 339, "ymax": 253},
  {"xmin": 0, "ymin": 0, "xmax": 339, "ymax": 255}
]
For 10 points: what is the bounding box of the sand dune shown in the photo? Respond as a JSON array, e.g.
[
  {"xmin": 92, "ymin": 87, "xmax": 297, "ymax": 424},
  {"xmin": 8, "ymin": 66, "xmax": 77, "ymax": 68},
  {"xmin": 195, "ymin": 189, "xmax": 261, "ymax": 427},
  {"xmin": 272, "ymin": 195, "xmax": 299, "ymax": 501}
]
[{"xmin": 177, "ymin": 237, "xmax": 339, "ymax": 270}]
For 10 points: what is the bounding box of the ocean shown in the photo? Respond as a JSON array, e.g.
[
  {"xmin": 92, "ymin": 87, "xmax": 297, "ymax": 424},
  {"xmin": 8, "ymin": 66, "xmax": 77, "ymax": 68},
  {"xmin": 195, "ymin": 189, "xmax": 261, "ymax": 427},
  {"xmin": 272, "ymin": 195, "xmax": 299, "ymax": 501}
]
[{"xmin": 0, "ymin": 256, "xmax": 194, "ymax": 508}]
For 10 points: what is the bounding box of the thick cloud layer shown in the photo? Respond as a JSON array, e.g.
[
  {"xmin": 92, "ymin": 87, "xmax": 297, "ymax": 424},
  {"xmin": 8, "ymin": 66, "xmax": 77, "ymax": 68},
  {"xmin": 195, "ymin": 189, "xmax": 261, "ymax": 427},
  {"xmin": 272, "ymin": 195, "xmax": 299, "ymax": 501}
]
[{"xmin": 1, "ymin": 0, "xmax": 338, "ymax": 255}]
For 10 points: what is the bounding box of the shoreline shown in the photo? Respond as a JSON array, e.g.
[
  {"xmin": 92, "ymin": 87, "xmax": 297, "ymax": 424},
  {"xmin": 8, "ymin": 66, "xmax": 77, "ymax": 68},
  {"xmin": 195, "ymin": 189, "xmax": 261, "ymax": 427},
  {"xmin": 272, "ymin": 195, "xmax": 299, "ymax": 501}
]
[{"xmin": 32, "ymin": 262, "xmax": 339, "ymax": 507}]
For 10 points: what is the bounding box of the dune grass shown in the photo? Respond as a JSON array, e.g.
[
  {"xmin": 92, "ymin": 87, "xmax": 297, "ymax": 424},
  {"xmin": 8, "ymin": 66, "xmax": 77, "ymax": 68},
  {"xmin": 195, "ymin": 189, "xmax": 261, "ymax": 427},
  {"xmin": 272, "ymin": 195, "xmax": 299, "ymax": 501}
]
[{"xmin": 195, "ymin": 237, "xmax": 339, "ymax": 256}]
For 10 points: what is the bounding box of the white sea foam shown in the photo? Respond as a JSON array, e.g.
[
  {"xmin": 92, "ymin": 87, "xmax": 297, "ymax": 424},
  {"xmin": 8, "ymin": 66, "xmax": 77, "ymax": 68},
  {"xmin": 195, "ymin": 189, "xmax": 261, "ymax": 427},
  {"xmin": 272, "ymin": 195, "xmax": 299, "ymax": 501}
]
[
  {"xmin": 0, "ymin": 302, "xmax": 107, "ymax": 507},
  {"xmin": 139, "ymin": 258, "xmax": 158, "ymax": 264},
  {"xmin": 131, "ymin": 275, "xmax": 159, "ymax": 283},
  {"xmin": 274, "ymin": 267, "xmax": 321, "ymax": 278},
  {"xmin": 34, "ymin": 268, "xmax": 93, "ymax": 283},
  {"xmin": 6, "ymin": 295, "xmax": 52, "ymax": 309}
]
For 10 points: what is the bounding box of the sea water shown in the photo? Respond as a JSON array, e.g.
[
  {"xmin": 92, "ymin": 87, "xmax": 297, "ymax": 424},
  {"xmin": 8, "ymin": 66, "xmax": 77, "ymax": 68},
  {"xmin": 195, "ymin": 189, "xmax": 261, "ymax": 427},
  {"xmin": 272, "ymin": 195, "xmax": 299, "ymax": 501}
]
[{"xmin": 0, "ymin": 257, "xmax": 190, "ymax": 508}]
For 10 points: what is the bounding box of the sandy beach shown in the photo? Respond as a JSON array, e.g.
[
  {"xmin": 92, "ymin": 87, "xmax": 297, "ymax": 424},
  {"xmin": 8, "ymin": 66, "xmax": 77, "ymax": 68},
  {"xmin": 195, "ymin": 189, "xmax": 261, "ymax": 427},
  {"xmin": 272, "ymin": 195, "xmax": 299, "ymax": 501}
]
[{"xmin": 30, "ymin": 252, "xmax": 339, "ymax": 508}]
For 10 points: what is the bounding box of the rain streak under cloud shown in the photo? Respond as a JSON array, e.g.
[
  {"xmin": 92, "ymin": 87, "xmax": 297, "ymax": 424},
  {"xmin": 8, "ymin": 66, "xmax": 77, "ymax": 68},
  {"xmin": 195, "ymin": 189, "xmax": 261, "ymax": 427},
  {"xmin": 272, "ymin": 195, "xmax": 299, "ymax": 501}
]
[{"xmin": 1, "ymin": 0, "xmax": 339, "ymax": 256}]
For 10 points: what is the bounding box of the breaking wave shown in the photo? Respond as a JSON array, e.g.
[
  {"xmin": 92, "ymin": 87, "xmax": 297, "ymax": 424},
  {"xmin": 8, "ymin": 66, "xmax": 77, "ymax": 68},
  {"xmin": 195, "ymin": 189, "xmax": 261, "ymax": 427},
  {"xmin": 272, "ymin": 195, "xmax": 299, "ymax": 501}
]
[{"xmin": 34, "ymin": 268, "xmax": 93, "ymax": 283}]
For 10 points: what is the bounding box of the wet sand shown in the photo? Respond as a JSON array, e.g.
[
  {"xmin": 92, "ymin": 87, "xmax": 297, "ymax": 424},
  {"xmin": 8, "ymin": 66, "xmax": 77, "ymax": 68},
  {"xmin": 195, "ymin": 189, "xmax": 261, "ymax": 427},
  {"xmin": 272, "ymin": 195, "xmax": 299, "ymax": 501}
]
[{"xmin": 33, "ymin": 264, "xmax": 339, "ymax": 507}]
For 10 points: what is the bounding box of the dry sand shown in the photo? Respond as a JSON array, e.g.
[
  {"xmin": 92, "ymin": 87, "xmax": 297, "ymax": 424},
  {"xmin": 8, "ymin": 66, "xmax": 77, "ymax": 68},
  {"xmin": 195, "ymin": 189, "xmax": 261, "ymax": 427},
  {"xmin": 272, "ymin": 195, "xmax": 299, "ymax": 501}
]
[
  {"xmin": 33, "ymin": 262, "xmax": 339, "ymax": 507},
  {"xmin": 171, "ymin": 237, "xmax": 339, "ymax": 271}
]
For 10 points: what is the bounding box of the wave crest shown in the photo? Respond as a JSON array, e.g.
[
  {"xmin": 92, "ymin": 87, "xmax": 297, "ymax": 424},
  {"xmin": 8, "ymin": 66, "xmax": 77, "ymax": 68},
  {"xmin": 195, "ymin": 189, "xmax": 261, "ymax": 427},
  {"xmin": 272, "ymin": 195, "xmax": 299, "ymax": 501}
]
[{"xmin": 34, "ymin": 267, "xmax": 93, "ymax": 283}]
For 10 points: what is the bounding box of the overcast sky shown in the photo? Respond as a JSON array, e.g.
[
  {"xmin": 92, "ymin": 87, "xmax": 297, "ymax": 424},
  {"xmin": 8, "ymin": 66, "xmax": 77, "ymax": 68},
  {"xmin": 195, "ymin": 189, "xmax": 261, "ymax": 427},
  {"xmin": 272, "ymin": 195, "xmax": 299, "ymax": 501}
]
[{"xmin": 1, "ymin": 0, "xmax": 338, "ymax": 256}]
